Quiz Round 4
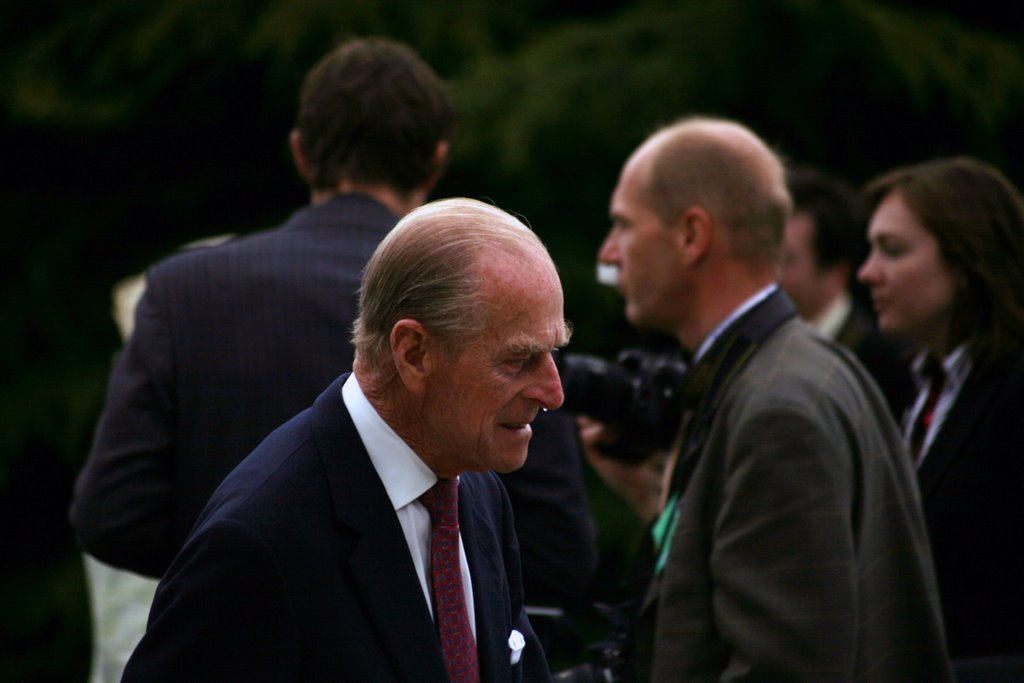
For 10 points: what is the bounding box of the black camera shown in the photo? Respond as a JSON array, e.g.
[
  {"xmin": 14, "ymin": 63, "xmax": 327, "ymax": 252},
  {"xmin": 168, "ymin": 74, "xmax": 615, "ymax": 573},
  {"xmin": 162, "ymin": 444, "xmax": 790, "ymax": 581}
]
[
  {"xmin": 557, "ymin": 347, "xmax": 688, "ymax": 462},
  {"xmin": 553, "ymin": 602, "xmax": 635, "ymax": 683}
]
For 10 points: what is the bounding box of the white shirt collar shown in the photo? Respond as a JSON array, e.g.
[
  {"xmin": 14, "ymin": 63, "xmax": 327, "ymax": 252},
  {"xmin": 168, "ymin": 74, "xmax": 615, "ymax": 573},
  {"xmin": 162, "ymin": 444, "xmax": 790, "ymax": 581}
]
[
  {"xmin": 341, "ymin": 373, "xmax": 437, "ymax": 511},
  {"xmin": 911, "ymin": 344, "xmax": 971, "ymax": 394},
  {"xmin": 694, "ymin": 284, "xmax": 779, "ymax": 363},
  {"xmin": 810, "ymin": 291, "xmax": 852, "ymax": 341}
]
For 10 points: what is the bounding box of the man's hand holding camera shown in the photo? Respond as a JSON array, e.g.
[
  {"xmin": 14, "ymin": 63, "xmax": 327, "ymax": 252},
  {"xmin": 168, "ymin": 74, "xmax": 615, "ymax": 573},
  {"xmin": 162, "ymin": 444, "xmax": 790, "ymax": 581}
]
[{"xmin": 577, "ymin": 416, "xmax": 665, "ymax": 523}]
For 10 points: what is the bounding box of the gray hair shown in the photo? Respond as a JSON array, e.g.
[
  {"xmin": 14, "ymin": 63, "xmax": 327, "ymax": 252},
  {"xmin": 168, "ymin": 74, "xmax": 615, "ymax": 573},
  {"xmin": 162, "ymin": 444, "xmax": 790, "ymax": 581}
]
[{"xmin": 353, "ymin": 197, "xmax": 550, "ymax": 372}]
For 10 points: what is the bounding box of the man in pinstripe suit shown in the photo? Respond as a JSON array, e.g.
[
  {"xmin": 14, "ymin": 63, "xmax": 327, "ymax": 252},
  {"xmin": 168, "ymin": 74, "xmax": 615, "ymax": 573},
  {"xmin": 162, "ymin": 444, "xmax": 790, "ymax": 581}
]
[
  {"xmin": 71, "ymin": 37, "xmax": 454, "ymax": 580},
  {"xmin": 584, "ymin": 116, "xmax": 952, "ymax": 681}
]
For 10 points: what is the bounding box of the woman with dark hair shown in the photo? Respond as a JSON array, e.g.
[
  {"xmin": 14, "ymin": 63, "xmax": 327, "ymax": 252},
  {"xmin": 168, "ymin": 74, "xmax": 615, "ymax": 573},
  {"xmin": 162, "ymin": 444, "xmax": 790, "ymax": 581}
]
[{"xmin": 858, "ymin": 156, "xmax": 1024, "ymax": 662}]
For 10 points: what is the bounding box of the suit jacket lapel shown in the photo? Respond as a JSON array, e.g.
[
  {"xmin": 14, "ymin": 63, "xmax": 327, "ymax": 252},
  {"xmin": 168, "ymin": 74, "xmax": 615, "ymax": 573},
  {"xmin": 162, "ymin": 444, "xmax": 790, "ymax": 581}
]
[
  {"xmin": 459, "ymin": 475, "xmax": 512, "ymax": 681},
  {"xmin": 310, "ymin": 375, "xmax": 448, "ymax": 682},
  {"xmin": 917, "ymin": 366, "xmax": 1000, "ymax": 502}
]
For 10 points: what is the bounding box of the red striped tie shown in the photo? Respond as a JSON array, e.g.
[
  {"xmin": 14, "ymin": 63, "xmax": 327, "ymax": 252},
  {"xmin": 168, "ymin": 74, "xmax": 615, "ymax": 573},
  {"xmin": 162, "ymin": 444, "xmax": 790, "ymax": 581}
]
[
  {"xmin": 420, "ymin": 479, "xmax": 480, "ymax": 683},
  {"xmin": 911, "ymin": 357, "xmax": 946, "ymax": 462}
]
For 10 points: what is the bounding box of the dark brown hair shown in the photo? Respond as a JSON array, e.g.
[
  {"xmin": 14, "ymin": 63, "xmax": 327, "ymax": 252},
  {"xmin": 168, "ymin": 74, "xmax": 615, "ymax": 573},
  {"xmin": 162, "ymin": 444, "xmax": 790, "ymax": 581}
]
[
  {"xmin": 295, "ymin": 38, "xmax": 454, "ymax": 194},
  {"xmin": 865, "ymin": 157, "xmax": 1024, "ymax": 371},
  {"xmin": 787, "ymin": 165, "xmax": 866, "ymax": 271}
]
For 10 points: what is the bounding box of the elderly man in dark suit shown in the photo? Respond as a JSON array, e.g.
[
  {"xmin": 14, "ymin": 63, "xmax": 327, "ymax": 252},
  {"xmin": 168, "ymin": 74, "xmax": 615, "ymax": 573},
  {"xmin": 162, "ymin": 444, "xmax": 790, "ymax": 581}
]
[
  {"xmin": 122, "ymin": 197, "xmax": 565, "ymax": 681},
  {"xmin": 582, "ymin": 116, "xmax": 952, "ymax": 681},
  {"xmin": 70, "ymin": 36, "xmax": 595, "ymax": 678}
]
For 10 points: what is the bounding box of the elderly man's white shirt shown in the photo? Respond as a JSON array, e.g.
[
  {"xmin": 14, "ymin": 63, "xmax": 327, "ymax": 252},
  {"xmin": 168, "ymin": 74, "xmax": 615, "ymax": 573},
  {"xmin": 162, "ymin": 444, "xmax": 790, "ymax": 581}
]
[{"xmin": 341, "ymin": 373, "xmax": 477, "ymax": 637}]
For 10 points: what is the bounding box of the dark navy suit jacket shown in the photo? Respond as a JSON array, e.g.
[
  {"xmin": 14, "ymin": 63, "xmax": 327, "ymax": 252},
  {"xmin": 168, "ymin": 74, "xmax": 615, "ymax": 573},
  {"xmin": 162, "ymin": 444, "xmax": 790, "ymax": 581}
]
[{"xmin": 123, "ymin": 374, "xmax": 551, "ymax": 682}]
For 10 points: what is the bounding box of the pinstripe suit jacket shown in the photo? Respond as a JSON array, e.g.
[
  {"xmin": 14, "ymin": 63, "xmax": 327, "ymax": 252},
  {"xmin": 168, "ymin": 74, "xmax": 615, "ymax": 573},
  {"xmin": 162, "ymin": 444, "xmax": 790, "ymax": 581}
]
[
  {"xmin": 636, "ymin": 315, "xmax": 952, "ymax": 682},
  {"xmin": 71, "ymin": 194, "xmax": 398, "ymax": 577}
]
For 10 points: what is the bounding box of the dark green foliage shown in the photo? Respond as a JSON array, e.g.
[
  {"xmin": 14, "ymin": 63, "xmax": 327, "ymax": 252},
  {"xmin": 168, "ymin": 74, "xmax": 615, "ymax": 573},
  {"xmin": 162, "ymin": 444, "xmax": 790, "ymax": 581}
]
[{"xmin": 448, "ymin": 0, "xmax": 1024, "ymax": 351}]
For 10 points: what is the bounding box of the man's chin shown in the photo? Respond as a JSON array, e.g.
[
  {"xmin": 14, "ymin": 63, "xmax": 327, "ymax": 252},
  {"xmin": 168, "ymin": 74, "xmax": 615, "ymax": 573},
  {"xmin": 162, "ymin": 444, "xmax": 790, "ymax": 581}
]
[
  {"xmin": 625, "ymin": 308, "xmax": 660, "ymax": 334},
  {"xmin": 490, "ymin": 449, "xmax": 530, "ymax": 474}
]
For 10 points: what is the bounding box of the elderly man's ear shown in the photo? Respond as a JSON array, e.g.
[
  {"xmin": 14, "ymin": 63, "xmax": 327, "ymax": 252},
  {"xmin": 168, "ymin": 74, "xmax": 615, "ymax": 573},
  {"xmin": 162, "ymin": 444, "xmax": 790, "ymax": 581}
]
[{"xmin": 390, "ymin": 319, "xmax": 437, "ymax": 392}]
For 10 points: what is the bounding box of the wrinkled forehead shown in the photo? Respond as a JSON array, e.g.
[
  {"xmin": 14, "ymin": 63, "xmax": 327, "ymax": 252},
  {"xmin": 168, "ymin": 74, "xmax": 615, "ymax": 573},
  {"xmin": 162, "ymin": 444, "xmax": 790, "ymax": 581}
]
[
  {"xmin": 478, "ymin": 239, "xmax": 560, "ymax": 286},
  {"xmin": 478, "ymin": 249, "xmax": 568, "ymax": 335}
]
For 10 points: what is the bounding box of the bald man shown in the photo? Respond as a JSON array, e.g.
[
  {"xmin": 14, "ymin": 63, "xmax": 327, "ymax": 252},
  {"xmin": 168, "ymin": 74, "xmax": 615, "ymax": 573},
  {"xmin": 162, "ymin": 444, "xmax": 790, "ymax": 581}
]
[{"xmin": 584, "ymin": 117, "xmax": 952, "ymax": 681}]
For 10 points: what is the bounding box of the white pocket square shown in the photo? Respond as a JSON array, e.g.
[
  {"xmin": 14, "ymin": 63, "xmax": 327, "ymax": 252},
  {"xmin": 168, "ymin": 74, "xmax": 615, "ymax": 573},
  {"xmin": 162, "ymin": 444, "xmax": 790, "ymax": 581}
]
[{"xmin": 508, "ymin": 629, "xmax": 526, "ymax": 665}]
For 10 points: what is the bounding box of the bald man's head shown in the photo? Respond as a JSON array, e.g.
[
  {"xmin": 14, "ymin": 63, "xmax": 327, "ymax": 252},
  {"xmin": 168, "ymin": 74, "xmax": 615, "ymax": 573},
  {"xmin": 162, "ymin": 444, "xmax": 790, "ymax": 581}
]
[{"xmin": 635, "ymin": 116, "xmax": 792, "ymax": 266}]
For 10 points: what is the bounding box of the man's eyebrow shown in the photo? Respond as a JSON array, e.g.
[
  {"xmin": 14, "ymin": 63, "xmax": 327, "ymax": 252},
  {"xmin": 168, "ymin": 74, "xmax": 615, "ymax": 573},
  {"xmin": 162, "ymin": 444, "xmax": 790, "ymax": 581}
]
[
  {"xmin": 504, "ymin": 334, "xmax": 571, "ymax": 357},
  {"xmin": 505, "ymin": 340, "xmax": 551, "ymax": 356},
  {"xmin": 559, "ymin": 319, "xmax": 574, "ymax": 348}
]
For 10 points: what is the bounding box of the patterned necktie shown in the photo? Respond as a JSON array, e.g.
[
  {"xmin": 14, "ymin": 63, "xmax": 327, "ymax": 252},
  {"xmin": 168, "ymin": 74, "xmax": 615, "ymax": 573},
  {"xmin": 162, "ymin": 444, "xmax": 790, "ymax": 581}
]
[{"xmin": 420, "ymin": 479, "xmax": 480, "ymax": 683}]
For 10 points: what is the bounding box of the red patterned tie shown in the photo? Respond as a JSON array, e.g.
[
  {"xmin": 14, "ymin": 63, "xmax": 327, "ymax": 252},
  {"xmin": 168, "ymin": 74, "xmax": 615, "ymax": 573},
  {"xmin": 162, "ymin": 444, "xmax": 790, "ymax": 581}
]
[{"xmin": 420, "ymin": 479, "xmax": 480, "ymax": 683}]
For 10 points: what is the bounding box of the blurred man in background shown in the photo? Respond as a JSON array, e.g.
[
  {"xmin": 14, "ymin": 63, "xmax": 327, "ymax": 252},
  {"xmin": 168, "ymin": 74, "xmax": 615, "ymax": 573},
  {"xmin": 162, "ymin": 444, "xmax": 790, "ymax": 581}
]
[{"xmin": 779, "ymin": 165, "xmax": 914, "ymax": 416}]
